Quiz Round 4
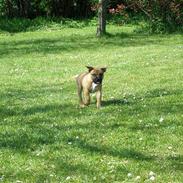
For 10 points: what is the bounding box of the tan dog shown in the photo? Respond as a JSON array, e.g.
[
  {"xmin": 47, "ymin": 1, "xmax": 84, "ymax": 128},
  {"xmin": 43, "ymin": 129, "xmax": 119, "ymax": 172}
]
[{"xmin": 76, "ymin": 66, "xmax": 107, "ymax": 108}]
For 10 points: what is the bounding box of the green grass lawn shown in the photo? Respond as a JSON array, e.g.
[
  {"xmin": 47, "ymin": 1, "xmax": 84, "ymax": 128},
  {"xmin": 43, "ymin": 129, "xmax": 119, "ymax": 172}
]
[{"xmin": 0, "ymin": 22, "xmax": 183, "ymax": 182}]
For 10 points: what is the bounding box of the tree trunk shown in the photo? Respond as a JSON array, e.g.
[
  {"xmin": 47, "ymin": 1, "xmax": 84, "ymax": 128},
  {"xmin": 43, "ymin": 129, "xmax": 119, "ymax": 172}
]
[{"xmin": 96, "ymin": 0, "xmax": 107, "ymax": 36}]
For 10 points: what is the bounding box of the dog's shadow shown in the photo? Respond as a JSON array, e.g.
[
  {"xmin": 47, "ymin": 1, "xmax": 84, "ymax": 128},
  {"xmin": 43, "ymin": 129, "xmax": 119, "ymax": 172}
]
[{"xmin": 102, "ymin": 99, "xmax": 128, "ymax": 106}]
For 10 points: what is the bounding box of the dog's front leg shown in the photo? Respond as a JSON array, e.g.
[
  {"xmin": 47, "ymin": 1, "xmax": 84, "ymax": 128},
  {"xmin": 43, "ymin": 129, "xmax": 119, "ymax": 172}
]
[
  {"xmin": 83, "ymin": 89, "xmax": 90, "ymax": 106},
  {"xmin": 96, "ymin": 90, "xmax": 102, "ymax": 108}
]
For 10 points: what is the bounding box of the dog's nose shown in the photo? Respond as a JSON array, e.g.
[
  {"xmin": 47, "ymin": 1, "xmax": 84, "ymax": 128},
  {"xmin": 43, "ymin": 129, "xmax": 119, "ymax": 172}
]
[{"xmin": 94, "ymin": 77, "xmax": 102, "ymax": 84}]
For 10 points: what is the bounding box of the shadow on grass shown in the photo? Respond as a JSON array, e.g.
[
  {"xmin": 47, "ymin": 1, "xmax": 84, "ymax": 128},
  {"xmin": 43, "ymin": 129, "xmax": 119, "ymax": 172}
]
[
  {"xmin": 0, "ymin": 87, "xmax": 182, "ymax": 122},
  {"xmin": 167, "ymin": 155, "xmax": 183, "ymax": 171},
  {"xmin": 0, "ymin": 125, "xmax": 56, "ymax": 150},
  {"xmin": 0, "ymin": 103, "xmax": 83, "ymax": 120},
  {"xmin": 102, "ymin": 99, "xmax": 127, "ymax": 106},
  {"xmin": 102, "ymin": 88, "xmax": 182, "ymax": 107},
  {"xmin": 70, "ymin": 138, "xmax": 154, "ymax": 161},
  {"xmin": 0, "ymin": 86, "xmax": 182, "ymax": 178},
  {"xmin": 0, "ymin": 83, "xmax": 63, "ymax": 102},
  {"xmin": 0, "ymin": 28, "xmax": 167, "ymax": 58},
  {"xmin": 54, "ymin": 158, "xmax": 98, "ymax": 178}
]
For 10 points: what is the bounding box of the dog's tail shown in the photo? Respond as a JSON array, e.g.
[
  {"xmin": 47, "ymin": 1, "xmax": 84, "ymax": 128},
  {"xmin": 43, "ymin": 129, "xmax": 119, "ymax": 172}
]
[{"xmin": 72, "ymin": 74, "xmax": 79, "ymax": 80}]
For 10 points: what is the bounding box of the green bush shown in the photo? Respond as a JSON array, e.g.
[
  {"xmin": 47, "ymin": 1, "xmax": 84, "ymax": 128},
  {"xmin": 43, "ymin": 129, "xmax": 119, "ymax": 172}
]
[
  {"xmin": 108, "ymin": 0, "xmax": 183, "ymax": 33},
  {"xmin": 0, "ymin": 17, "xmax": 98, "ymax": 33}
]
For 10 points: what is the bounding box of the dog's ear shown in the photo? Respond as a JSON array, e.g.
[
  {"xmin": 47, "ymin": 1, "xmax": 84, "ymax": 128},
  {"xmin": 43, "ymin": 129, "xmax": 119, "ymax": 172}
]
[
  {"xmin": 101, "ymin": 67, "xmax": 107, "ymax": 72},
  {"xmin": 86, "ymin": 66, "xmax": 94, "ymax": 72}
]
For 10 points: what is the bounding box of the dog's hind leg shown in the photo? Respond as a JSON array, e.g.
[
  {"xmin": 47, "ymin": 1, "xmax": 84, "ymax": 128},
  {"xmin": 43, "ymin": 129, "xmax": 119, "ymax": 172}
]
[
  {"xmin": 76, "ymin": 79, "xmax": 85, "ymax": 107},
  {"xmin": 78, "ymin": 86, "xmax": 85, "ymax": 107}
]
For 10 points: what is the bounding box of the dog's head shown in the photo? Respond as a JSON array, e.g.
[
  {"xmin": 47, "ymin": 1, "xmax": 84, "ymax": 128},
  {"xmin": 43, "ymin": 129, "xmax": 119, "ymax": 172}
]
[{"xmin": 86, "ymin": 66, "xmax": 107, "ymax": 84}]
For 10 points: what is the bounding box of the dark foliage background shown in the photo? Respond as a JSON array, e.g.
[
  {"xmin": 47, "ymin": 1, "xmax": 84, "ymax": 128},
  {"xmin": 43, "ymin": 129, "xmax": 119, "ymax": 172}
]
[
  {"xmin": 0, "ymin": 0, "xmax": 182, "ymax": 33},
  {"xmin": 0, "ymin": 0, "xmax": 93, "ymax": 18}
]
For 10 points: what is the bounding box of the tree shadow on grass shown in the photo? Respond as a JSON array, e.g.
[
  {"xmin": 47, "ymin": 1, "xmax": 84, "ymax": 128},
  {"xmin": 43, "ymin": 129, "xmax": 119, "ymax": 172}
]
[
  {"xmin": 0, "ymin": 83, "xmax": 64, "ymax": 102},
  {"xmin": 0, "ymin": 30, "xmax": 167, "ymax": 58},
  {"xmin": 167, "ymin": 155, "xmax": 183, "ymax": 171},
  {"xmin": 70, "ymin": 138, "xmax": 154, "ymax": 161},
  {"xmin": 1, "ymin": 87, "xmax": 182, "ymax": 126},
  {"xmin": 0, "ymin": 125, "xmax": 56, "ymax": 150},
  {"xmin": 53, "ymin": 158, "xmax": 98, "ymax": 178},
  {"xmin": 0, "ymin": 87, "xmax": 182, "ymax": 158},
  {"xmin": 0, "ymin": 103, "xmax": 84, "ymax": 120},
  {"xmin": 102, "ymin": 88, "xmax": 182, "ymax": 109}
]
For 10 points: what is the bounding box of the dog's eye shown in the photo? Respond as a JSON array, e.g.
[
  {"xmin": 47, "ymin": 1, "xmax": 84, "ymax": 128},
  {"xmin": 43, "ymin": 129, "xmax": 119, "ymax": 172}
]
[{"xmin": 92, "ymin": 74, "xmax": 97, "ymax": 77}]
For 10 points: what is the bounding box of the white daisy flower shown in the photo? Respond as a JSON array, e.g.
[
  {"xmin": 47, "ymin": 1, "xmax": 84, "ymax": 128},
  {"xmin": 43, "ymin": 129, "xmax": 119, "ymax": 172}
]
[
  {"xmin": 159, "ymin": 117, "xmax": 164, "ymax": 123},
  {"xmin": 66, "ymin": 176, "xmax": 71, "ymax": 180},
  {"xmin": 135, "ymin": 175, "xmax": 141, "ymax": 180},
  {"xmin": 149, "ymin": 175, "xmax": 155, "ymax": 181},
  {"xmin": 127, "ymin": 173, "xmax": 132, "ymax": 178},
  {"xmin": 149, "ymin": 171, "xmax": 155, "ymax": 176}
]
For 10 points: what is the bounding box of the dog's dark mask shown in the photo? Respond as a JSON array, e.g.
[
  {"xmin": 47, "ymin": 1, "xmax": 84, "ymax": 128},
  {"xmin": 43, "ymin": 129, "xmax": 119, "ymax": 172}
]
[
  {"xmin": 93, "ymin": 73, "xmax": 103, "ymax": 84},
  {"xmin": 86, "ymin": 66, "xmax": 107, "ymax": 84}
]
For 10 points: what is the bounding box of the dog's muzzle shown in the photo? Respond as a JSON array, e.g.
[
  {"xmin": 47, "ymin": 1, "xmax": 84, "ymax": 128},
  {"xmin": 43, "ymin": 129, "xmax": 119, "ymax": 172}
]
[{"xmin": 93, "ymin": 77, "xmax": 102, "ymax": 84}]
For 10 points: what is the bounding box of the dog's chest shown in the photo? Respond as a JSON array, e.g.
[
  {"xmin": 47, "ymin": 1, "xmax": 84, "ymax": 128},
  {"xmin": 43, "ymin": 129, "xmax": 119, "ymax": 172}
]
[{"xmin": 90, "ymin": 83, "xmax": 99, "ymax": 93}]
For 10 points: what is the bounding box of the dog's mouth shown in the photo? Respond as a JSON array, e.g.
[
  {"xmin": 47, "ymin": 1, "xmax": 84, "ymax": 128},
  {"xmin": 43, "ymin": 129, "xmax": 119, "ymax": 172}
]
[
  {"xmin": 94, "ymin": 81, "xmax": 101, "ymax": 84},
  {"xmin": 93, "ymin": 79, "xmax": 102, "ymax": 84}
]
